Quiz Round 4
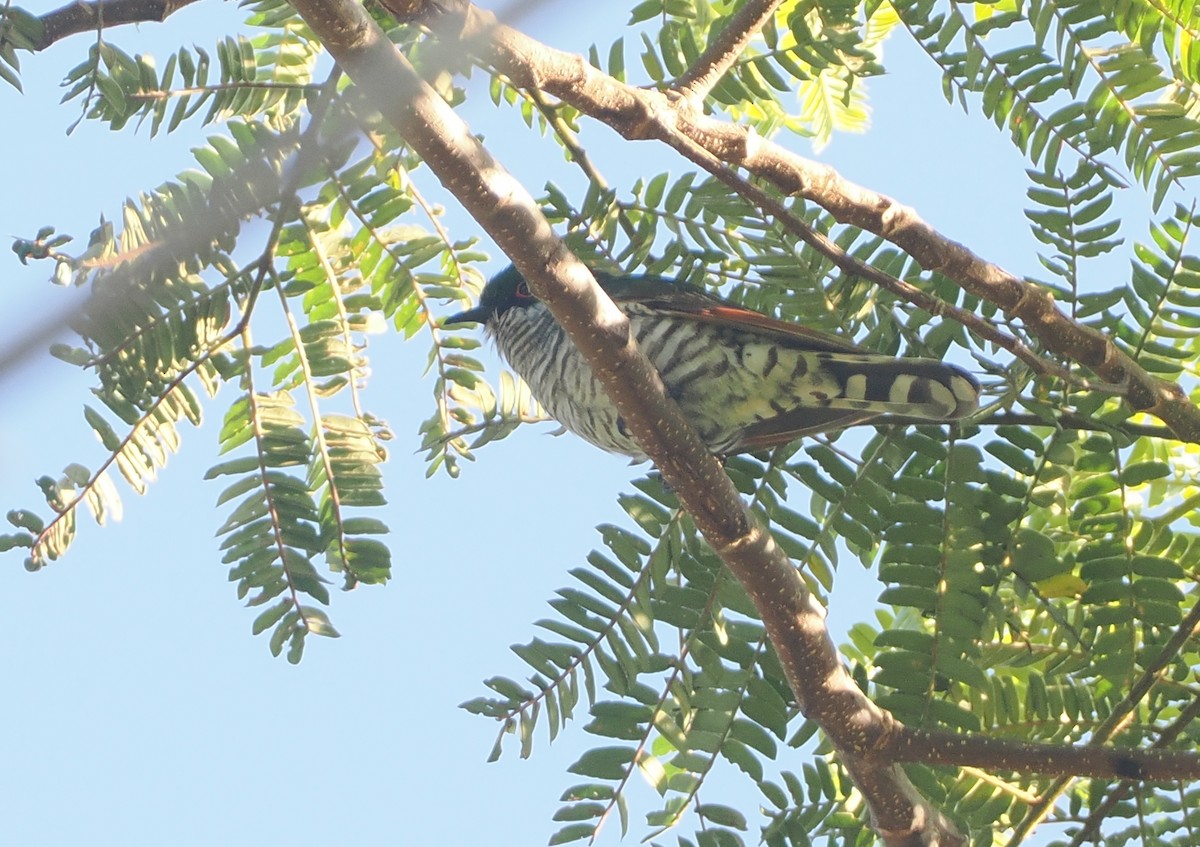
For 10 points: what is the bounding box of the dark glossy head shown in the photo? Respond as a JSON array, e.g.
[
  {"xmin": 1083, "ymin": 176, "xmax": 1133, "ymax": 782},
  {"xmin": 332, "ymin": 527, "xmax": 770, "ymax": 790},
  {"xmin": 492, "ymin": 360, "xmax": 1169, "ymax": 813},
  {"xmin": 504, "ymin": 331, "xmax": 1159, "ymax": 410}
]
[{"xmin": 443, "ymin": 265, "xmax": 536, "ymax": 327}]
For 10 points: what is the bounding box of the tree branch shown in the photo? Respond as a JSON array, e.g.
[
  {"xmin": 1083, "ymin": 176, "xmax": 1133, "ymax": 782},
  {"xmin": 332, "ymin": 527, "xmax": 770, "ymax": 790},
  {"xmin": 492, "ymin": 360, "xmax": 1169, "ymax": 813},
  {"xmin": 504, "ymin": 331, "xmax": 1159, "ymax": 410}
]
[
  {"xmin": 977, "ymin": 413, "xmax": 1177, "ymax": 441},
  {"xmin": 1006, "ymin": 588, "xmax": 1200, "ymax": 843},
  {"xmin": 625, "ymin": 121, "xmax": 1100, "ymax": 391},
  {"xmin": 672, "ymin": 0, "xmax": 783, "ymax": 102},
  {"xmin": 891, "ymin": 725, "xmax": 1200, "ymax": 781},
  {"xmin": 288, "ymin": 1, "xmax": 964, "ymax": 843},
  {"xmin": 1067, "ymin": 695, "xmax": 1200, "ymax": 844},
  {"xmin": 434, "ymin": 1, "xmax": 1200, "ymax": 444},
  {"xmin": 27, "ymin": 0, "xmax": 201, "ymax": 51}
]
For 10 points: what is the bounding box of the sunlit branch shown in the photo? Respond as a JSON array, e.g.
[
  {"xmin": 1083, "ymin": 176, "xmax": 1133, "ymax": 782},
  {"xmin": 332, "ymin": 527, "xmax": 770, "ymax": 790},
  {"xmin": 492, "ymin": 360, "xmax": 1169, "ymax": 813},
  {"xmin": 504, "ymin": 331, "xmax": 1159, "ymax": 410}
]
[
  {"xmin": 29, "ymin": 0, "xmax": 202, "ymax": 52},
  {"xmin": 892, "ymin": 724, "xmax": 1200, "ymax": 781},
  {"xmin": 672, "ymin": 0, "xmax": 784, "ymax": 103},
  {"xmin": 286, "ymin": 1, "xmax": 965, "ymax": 842}
]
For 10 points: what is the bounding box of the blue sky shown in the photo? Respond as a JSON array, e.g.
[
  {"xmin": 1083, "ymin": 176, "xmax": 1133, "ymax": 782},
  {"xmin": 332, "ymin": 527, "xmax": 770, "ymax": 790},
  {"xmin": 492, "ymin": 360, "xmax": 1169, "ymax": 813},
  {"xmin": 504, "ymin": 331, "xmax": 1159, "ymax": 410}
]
[{"xmin": 0, "ymin": 3, "xmax": 1066, "ymax": 845}]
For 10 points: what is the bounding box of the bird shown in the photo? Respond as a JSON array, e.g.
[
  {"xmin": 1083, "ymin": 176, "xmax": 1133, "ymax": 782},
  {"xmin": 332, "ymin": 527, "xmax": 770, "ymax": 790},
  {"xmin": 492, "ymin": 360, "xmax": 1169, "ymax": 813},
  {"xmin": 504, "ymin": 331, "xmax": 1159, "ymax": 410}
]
[{"xmin": 444, "ymin": 264, "xmax": 979, "ymax": 460}]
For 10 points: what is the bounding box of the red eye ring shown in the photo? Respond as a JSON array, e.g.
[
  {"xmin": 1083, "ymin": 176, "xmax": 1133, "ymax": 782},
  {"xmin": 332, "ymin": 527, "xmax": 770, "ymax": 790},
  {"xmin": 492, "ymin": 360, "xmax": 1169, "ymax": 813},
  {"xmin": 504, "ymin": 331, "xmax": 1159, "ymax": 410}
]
[{"xmin": 515, "ymin": 282, "xmax": 533, "ymax": 299}]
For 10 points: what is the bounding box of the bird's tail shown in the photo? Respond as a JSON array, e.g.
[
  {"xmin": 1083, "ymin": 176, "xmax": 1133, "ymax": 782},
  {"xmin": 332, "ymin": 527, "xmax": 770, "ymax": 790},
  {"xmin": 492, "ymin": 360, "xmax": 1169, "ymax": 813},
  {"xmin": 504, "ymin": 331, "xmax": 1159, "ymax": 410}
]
[{"xmin": 815, "ymin": 354, "xmax": 980, "ymax": 420}]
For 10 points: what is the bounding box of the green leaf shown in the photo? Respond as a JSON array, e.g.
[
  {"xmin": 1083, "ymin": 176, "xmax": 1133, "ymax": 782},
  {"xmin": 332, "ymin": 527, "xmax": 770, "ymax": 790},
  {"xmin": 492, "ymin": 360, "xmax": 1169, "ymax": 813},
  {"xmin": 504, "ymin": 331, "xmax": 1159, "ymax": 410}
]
[
  {"xmin": 696, "ymin": 804, "xmax": 747, "ymax": 830},
  {"xmin": 548, "ymin": 823, "xmax": 596, "ymax": 845},
  {"xmin": 568, "ymin": 746, "xmax": 635, "ymax": 780},
  {"xmin": 249, "ymin": 597, "xmax": 291, "ymax": 636}
]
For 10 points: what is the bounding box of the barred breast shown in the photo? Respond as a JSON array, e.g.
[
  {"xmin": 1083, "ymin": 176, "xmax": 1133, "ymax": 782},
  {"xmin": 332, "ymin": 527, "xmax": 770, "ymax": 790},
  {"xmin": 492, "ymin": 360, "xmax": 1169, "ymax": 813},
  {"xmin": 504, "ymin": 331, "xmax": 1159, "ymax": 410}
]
[{"xmin": 490, "ymin": 303, "xmax": 643, "ymax": 455}]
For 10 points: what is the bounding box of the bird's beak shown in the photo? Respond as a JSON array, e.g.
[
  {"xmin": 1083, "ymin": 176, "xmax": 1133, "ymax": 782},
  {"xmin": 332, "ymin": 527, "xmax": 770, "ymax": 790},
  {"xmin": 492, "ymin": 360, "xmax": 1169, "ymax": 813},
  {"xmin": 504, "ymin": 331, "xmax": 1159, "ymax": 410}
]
[{"xmin": 442, "ymin": 305, "xmax": 488, "ymax": 326}]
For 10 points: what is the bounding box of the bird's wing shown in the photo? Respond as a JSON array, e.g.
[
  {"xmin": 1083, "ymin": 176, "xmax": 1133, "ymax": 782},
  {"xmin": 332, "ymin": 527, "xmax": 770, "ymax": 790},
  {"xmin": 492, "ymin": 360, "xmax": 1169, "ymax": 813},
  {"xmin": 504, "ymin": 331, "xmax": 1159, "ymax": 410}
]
[
  {"xmin": 598, "ymin": 273, "xmax": 864, "ymax": 354},
  {"xmin": 596, "ymin": 273, "xmax": 977, "ymax": 453}
]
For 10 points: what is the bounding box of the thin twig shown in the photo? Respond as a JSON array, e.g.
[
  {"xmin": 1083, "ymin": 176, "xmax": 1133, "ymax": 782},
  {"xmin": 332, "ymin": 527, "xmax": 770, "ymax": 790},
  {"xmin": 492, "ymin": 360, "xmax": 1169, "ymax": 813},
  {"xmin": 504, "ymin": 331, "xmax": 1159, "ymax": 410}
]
[
  {"xmin": 1068, "ymin": 696, "xmax": 1200, "ymax": 844},
  {"xmin": 976, "ymin": 412, "xmax": 1177, "ymax": 441},
  {"xmin": 525, "ymin": 86, "xmax": 638, "ymax": 245},
  {"xmin": 130, "ymin": 81, "xmax": 323, "ymax": 100},
  {"xmin": 1005, "ymin": 590, "xmax": 1200, "ymax": 844}
]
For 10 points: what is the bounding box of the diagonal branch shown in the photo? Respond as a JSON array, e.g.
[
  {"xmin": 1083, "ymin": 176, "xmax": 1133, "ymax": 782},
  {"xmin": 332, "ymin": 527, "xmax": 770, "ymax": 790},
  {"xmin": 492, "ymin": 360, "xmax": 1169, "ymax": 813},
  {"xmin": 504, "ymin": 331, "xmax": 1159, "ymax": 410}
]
[
  {"xmin": 1005, "ymin": 590, "xmax": 1200, "ymax": 843},
  {"xmin": 287, "ymin": 1, "xmax": 963, "ymax": 843},
  {"xmin": 432, "ymin": 1, "xmax": 1200, "ymax": 444},
  {"xmin": 25, "ymin": 0, "xmax": 202, "ymax": 52},
  {"xmin": 625, "ymin": 119, "xmax": 1102, "ymax": 392},
  {"xmin": 672, "ymin": 0, "xmax": 783, "ymax": 103},
  {"xmin": 1067, "ymin": 695, "xmax": 1200, "ymax": 845}
]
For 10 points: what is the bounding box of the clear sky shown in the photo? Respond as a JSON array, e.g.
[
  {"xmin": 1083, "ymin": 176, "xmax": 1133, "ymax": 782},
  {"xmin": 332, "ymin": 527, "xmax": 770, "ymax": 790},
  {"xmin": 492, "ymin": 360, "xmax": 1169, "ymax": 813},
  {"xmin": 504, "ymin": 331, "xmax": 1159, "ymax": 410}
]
[{"xmin": 0, "ymin": 3, "xmax": 1063, "ymax": 846}]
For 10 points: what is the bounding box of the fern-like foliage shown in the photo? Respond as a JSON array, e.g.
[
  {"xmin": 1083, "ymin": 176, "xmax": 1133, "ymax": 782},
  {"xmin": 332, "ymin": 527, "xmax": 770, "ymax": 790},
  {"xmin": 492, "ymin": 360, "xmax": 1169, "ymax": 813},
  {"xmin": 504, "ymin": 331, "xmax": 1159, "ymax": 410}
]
[
  {"xmin": 896, "ymin": 0, "xmax": 1200, "ymax": 206},
  {"xmin": 3, "ymin": 0, "xmax": 1200, "ymax": 844},
  {"xmin": 0, "ymin": 8, "xmax": 426, "ymax": 658},
  {"xmin": 626, "ymin": 0, "xmax": 892, "ymax": 147},
  {"xmin": 58, "ymin": 18, "xmax": 321, "ymax": 134}
]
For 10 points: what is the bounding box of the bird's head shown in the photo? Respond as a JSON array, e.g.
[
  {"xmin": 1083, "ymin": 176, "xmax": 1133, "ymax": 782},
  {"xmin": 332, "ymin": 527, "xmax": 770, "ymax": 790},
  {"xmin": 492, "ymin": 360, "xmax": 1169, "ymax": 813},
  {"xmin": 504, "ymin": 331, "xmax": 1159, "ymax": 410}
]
[{"xmin": 443, "ymin": 264, "xmax": 537, "ymax": 328}]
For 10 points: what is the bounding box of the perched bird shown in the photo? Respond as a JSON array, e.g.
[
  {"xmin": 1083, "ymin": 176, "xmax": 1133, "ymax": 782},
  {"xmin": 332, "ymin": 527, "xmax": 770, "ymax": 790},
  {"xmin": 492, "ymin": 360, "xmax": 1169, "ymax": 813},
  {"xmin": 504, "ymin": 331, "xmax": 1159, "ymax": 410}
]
[{"xmin": 444, "ymin": 265, "xmax": 979, "ymax": 460}]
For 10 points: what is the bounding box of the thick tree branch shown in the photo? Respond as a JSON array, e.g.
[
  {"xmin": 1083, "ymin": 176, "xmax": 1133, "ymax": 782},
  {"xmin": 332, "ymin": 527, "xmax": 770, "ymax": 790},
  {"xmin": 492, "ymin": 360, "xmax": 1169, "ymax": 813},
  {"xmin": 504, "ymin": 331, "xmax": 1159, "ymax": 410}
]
[
  {"xmin": 287, "ymin": 1, "xmax": 964, "ymax": 843},
  {"xmin": 432, "ymin": 1, "xmax": 1200, "ymax": 444},
  {"xmin": 672, "ymin": 0, "xmax": 783, "ymax": 102},
  {"xmin": 24, "ymin": 0, "xmax": 201, "ymax": 51}
]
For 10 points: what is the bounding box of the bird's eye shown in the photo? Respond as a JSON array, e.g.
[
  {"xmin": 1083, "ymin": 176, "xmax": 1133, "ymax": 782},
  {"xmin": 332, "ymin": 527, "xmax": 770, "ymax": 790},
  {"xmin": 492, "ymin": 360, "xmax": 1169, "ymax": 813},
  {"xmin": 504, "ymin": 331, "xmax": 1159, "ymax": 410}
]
[{"xmin": 515, "ymin": 282, "xmax": 533, "ymax": 299}]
